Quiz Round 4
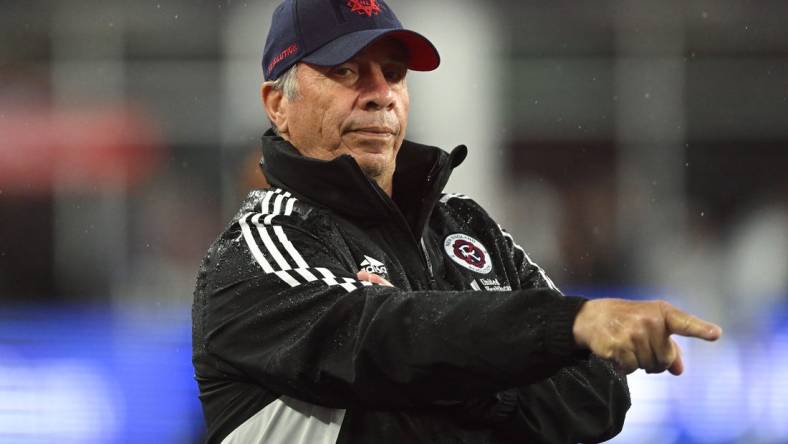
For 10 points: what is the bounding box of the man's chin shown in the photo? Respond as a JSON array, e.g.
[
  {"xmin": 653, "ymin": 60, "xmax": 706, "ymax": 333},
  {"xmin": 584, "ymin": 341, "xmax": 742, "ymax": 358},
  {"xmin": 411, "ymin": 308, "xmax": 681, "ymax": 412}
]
[
  {"xmin": 351, "ymin": 149, "xmax": 392, "ymax": 172},
  {"xmin": 342, "ymin": 140, "xmax": 397, "ymax": 185},
  {"xmin": 343, "ymin": 132, "xmax": 399, "ymax": 154}
]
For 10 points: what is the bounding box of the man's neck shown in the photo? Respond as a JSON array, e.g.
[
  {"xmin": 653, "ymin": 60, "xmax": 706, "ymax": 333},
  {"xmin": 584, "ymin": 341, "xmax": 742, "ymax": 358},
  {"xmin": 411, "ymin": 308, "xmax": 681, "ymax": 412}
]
[
  {"xmin": 368, "ymin": 174, "xmax": 393, "ymax": 197},
  {"xmin": 281, "ymin": 133, "xmax": 394, "ymax": 197}
]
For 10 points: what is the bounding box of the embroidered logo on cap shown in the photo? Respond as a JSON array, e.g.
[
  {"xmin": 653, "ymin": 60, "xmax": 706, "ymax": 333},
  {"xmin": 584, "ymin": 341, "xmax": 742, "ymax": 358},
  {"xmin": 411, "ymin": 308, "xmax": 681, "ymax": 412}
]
[
  {"xmin": 346, "ymin": 0, "xmax": 381, "ymax": 17},
  {"xmin": 444, "ymin": 234, "xmax": 492, "ymax": 274},
  {"xmin": 267, "ymin": 43, "xmax": 299, "ymax": 75}
]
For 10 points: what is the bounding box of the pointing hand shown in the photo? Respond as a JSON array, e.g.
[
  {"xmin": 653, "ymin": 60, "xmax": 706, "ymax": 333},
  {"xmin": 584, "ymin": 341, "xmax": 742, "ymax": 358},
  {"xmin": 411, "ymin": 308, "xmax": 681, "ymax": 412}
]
[{"xmin": 572, "ymin": 299, "xmax": 722, "ymax": 375}]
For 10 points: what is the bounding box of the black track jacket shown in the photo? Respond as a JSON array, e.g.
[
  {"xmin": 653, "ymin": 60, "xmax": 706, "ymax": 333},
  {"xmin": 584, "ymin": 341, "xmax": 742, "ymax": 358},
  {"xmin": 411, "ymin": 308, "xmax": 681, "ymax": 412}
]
[{"xmin": 192, "ymin": 131, "xmax": 630, "ymax": 443}]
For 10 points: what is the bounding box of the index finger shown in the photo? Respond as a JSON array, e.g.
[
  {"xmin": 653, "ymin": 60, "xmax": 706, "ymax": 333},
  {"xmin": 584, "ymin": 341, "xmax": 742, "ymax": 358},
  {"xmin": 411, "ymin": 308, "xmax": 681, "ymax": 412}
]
[
  {"xmin": 664, "ymin": 306, "xmax": 722, "ymax": 341},
  {"xmin": 356, "ymin": 271, "xmax": 394, "ymax": 287}
]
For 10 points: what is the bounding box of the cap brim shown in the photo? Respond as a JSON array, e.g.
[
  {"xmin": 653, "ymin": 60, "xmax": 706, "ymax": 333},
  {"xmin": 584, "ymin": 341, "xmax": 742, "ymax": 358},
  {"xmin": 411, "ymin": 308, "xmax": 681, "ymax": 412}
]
[{"xmin": 301, "ymin": 28, "xmax": 440, "ymax": 71}]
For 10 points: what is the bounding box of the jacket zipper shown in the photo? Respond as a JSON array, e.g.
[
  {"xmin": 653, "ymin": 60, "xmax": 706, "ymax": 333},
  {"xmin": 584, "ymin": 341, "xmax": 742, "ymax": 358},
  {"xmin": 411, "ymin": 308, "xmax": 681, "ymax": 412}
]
[
  {"xmin": 420, "ymin": 237, "xmax": 436, "ymax": 287},
  {"xmin": 372, "ymin": 188, "xmax": 437, "ymax": 289},
  {"xmin": 414, "ymin": 154, "xmax": 458, "ymax": 290},
  {"xmin": 388, "ymin": 207, "xmax": 436, "ymax": 289},
  {"xmin": 347, "ymin": 156, "xmax": 440, "ymax": 289}
]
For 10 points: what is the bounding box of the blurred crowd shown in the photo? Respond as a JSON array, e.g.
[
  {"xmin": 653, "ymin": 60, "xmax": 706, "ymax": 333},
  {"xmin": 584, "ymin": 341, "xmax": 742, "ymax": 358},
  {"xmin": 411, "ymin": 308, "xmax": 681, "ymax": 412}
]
[{"xmin": 1, "ymin": 0, "xmax": 784, "ymax": 316}]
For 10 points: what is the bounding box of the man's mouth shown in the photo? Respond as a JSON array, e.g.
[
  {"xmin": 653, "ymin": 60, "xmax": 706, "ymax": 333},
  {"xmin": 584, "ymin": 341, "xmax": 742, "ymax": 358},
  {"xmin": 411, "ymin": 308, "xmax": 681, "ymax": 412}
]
[{"xmin": 349, "ymin": 127, "xmax": 396, "ymax": 136}]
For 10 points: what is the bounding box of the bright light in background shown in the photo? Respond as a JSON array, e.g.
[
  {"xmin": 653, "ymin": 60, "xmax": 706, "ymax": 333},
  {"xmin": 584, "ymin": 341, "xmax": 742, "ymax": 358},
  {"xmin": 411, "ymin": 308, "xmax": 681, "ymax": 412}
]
[
  {"xmin": 764, "ymin": 329, "xmax": 788, "ymax": 441},
  {"xmin": 674, "ymin": 338, "xmax": 748, "ymax": 443},
  {"xmin": 0, "ymin": 301, "xmax": 786, "ymax": 443},
  {"xmin": 0, "ymin": 354, "xmax": 119, "ymax": 443},
  {"xmin": 0, "ymin": 306, "xmax": 202, "ymax": 444},
  {"xmin": 611, "ymin": 370, "xmax": 679, "ymax": 444},
  {"xmin": 601, "ymin": 301, "xmax": 788, "ymax": 444}
]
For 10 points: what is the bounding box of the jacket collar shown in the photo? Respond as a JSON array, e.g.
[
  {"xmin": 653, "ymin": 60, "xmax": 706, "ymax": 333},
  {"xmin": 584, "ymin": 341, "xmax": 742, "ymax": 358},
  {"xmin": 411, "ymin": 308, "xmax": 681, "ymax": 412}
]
[{"xmin": 259, "ymin": 130, "xmax": 467, "ymax": 235}]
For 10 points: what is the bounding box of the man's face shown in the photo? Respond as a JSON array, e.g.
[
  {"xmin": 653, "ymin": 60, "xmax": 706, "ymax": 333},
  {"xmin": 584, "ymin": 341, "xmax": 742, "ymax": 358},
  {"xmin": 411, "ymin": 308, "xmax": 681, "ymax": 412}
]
[{"xmin": 277, "ymin": 38, "xmax": 410, "ymax": 190}]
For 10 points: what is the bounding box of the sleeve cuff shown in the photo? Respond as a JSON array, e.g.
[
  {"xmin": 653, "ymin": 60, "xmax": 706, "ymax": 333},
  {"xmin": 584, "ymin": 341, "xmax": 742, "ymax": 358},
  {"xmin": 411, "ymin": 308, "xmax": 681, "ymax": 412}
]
[{"xmin": 543, "ymin": 295, "xmax": 589, "ymax": 361}]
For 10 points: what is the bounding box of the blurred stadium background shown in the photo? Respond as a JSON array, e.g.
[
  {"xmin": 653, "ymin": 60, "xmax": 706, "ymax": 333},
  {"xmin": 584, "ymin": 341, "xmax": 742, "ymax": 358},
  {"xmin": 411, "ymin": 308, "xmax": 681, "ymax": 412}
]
[{"xmin": 1, "ymin": 0, "xmax": 787, "ymax": 442}]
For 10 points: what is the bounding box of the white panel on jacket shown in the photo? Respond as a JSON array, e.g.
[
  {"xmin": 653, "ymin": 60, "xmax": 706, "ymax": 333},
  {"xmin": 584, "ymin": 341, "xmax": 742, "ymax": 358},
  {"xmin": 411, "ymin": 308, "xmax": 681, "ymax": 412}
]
[{"xmin": 222, "ymin": 397, "xmax": 346, "ymax": 444}]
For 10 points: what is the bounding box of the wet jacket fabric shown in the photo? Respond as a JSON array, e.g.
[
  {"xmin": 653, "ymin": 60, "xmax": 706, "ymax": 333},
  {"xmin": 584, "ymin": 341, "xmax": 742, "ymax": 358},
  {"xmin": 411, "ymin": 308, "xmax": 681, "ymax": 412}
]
[{"xmin": 192, "ymin": 132, "xmax": 630, "ymax": 444}]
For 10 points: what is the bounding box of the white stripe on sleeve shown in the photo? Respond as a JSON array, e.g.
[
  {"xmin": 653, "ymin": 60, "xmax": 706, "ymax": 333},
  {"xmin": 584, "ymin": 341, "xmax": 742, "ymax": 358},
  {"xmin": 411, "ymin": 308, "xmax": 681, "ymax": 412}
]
[
  {"xmin": 293, "ymin": 267, "xmax": 318, "ymax": 282},
  {"xmin": 315, "ymin": 267, "xmax": 357, "ymax": 293},
  {"xmin": 253, "ymin": 214, "xmax": 293, "ymax": 270},
  {"xmin": 336, "ymin": 281, "xmax": 358, "ymax": 292},
  {"xmin": 284, "ymin": 197, "xmax": 296, "ymax": 216},
  {"xmin": 439, "ymin": 193, "xmax": 470, "ymax": 204},
  {"xmin": 239, "ymin": 213, "xmax": 275, "ymax": 274},
  {"xmin": 264, "ymin": 193, "xmax": 285, "ymax": 225},
  {"xmin": 261, "ymin": 189, "xmax": 276, "ymax": 214},
  {"xmin": 273, "ymin": 225, "xmax": 309, "ymax": 269},
  {"xmin": 239, "ymin": 191, "xmax": 369, "ymax": 293},
  {"xmin": 274, "ymin": 270, "xmax": 301, "ymax": 288}
]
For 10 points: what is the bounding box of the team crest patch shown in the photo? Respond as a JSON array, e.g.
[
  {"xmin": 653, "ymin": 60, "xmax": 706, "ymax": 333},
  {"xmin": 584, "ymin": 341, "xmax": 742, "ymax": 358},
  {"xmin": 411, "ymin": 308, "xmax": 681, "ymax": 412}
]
[
  {"xmin": 346, "ymin": 0, "xmax": 381, "ymax": 16},
  {"xmin": 444, "ymin": 234, "xmax": 492, "ymax": 274}
]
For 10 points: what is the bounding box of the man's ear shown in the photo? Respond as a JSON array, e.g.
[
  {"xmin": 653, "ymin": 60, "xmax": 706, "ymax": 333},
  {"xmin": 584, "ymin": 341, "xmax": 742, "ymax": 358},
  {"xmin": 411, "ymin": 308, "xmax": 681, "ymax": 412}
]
[{"xmin": 261, "ymin": 82, "xmax": 288, "ymax": 134}]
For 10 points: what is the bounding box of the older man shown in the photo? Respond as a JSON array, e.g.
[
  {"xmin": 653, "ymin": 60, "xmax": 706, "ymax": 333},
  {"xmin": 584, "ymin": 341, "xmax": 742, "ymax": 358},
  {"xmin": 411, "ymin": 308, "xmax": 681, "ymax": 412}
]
[{"xmin": 192, "ymin": 1, "xmax": 722, "ymax": 443}]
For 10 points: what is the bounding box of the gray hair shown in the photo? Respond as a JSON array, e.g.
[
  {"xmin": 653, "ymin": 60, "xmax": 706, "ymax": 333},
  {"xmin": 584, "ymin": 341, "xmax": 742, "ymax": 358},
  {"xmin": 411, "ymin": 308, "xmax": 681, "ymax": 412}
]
[
  {"xmin": 268, "ymin": 64, "xmax": 299, "ymax": 135},
  {"xmin": 271, "ymin": 63, "xmax": 299, "ymax": 100}
]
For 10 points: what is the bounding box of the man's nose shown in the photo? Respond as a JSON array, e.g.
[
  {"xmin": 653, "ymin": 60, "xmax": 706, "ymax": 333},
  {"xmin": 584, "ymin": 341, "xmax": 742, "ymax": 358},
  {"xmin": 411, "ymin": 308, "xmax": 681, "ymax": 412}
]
[{"xmin": 358, "ymin": 66, "xmax": 396, "ymax": 111}]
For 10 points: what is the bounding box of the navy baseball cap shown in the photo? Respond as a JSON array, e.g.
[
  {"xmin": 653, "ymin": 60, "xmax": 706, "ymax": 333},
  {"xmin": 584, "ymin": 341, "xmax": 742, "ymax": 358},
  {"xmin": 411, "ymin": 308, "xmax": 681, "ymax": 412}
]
[{"xmin": 262, "ymin": 0, "xmax": 440, "ymax": 81}]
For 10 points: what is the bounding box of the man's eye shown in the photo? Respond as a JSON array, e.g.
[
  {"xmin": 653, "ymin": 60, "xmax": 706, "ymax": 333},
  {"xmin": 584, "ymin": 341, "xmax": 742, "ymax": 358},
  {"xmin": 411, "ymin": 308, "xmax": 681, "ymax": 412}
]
[
  {"xmin": 385, "ymin": 67, "xmax": 407, "ymax": 82},
  {"xmin": 333, "ymin": 67, "xmax": 354, "ymax": 77}
]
